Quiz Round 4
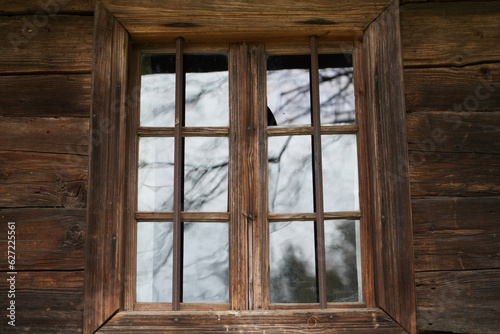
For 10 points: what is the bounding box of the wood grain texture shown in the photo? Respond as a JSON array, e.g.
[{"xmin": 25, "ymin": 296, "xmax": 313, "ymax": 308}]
[
  {"xmin": 0, "ymin": 271, "xmax": 84, "ymax": 333},
  {"xmin": 99, "ymin": 309, "xmax": 407, "ymax": 333},
  {"xmin": 407, "ymin": 111, "xmax": 500, "ymax": 155},
  {"xmin": 0, "ymin": 75, "xmax": 91, "ymax": 117},
  {"xmin": 0, "ymin": 0, "xmax": 95, "ymax": 14},
  {"xmin": 401, "ymin": 2, "xmax": 500, "ymax": 67},
  {"xmin": 84, "ymin": 4, "xmax": 129, "ymax": 333},
  {"xmin": 412, "ymin": 197, "xmax": 500, "ymax": 272},
  {"xmin": 405, "ymin": 63, "xmax": 500, "ymax": 112},
  {"xmin": 416, "ymin": 269, "xmax": 500, "ymax": 334},
  {"xmin": 409, "ymin": 151, "xmax": 500, "ymax": 197},
  {"xmin": 0, "ymin": 117, "xmax": 89, "ymax": 155},
  {"xmin": 0, "ymin": 150, "xmax": 87, "ymax": 208},
  {"xmin": 0, "ymin": 15, "xmax": 92, "ymax": 74},
  {"xmin": 102, "ymin": 0, "xmax": 390, "ymax": 44},
  {"xmin": 362, "ymin": 2, "xmax": 417, "ymax": 332},
  {"xmin": 0, "ymin": 208, "xmax": 85, "ymax": 270}
]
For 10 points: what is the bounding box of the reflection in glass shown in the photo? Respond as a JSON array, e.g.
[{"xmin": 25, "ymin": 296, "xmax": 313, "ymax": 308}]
[
  {"xmin": 268, "ymin": 136, "xmax": 314, "ymax": 213},
  {"xmin": 136, "ymin": 222, "xmax": 173, "ymax": 302},
  {"xmin": 322, "ymin": 135, "xmax": 359, "ymax": 212},
  {"xmin": 319, "ymin": 66, "xmax": 355, "ymax": 125},
  {"xmin": 138, "ymin": 137, "xmax": 175, "ymax": 212},
  {"xmin": 184, "ymin": 137, "xmax": 229, "ymax": 212},
  {"xmin": 270, "ymin": 221, "xmax": 317, "ymax": 303},
  {"xmin": 141, "ymin": 54, "xmax": 176, "ymax": 127},
  {"xmin": 183, "ymin": 223, "xmax": 229, "ymax": 303},
  {"xmin": 325, "ymin": 220, "xmax": 361, "ymax": 302}
]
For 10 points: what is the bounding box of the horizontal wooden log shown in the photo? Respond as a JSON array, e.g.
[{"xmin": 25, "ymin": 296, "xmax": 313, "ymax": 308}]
[
  {"xmin": 0, "ymin": 271, "xmax": 83, "ymax": 333},
  {"xmin": 0, "ymin": 150, "xmax": 87, "ymax": 208},
  {"xmin": 409, "ymin": 151, "xmax": 500, "ymax": 197},
  {"xmin": 0, "ymin": 117, "xmax": 89, "ymax": 155},
  {"xmin": 407, "ymin": 111, "xmax": 500, "ymax": 155},
  {"xmin": 412, "ymin": 197, "xmax": 500, "ymax": 271},
  {"xmin": 416, "ymin": 269, "xmax": 500, "ymax": 334},
  {"xmin": 0, "ymin": 75, "xmax": 91, "ymax": 117},
  {"xmin": 103, "ymin": 0, "xmax": 390, "ymax": 44},
  {"xmin": 0, "ymin": 208, "xmax": 85, "ymax": 270},
  {"xmin": 0, "ymin": 15, "xmax": 92, "ymax": 74},
  {"xmin": 100, "ymin": 309, "xmax": 406, "ymax": 333},
  {"xmin": 0, "ymin": 0, "xmax": 95, "ymax": 14},
  {"xmin": 401, "ymin": 2, "xmax": 500, "ymax": 67},
  {"xmin": 405, "ymin": 63, "xmax": 500, "ymax": 112}
]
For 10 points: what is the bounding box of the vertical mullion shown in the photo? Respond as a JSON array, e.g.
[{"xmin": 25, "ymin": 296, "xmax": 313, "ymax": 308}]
[
  {"xmin": 172, "ymin": 37, "xmax": 185, "ymax": 311},
  {"xmin": 309, "ymin": 35, "xmax": 327, "ymax": 309}
]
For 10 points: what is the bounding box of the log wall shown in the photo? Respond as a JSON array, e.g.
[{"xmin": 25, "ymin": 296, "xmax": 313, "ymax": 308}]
[
  {"xmin": 1, "ymin": 0, "xmax": 499, "ymax": 333},
  {"xmin": 401, "ymin": 1, "xmax": 500, "ymax": 333}
]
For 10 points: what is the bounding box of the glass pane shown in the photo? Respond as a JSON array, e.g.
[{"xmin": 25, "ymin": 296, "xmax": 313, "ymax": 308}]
[
  {"xmin": 185, "ymin": 54, "xmax": 229, "ymax": 127},
  {"xmin": 267, "ymin": 55, "xmax": 311, "ymax": 126},
  {"xmin": 183, "ymin": 222, "xmax": 229, "ymax": 303},
  {"xmin": 184, "ymin": 137, "xmax": 229, "ymax": 212},
  {"xmin": 268, "ymin": 136, "xmax": 314, "ymax": 213},
  {"xmin": 270, "ymin": 221, "xmax": 317, "ymax": 303},
  {"xmin": 319, "ymin": 54, "xmax": 355, "ymax": 125},
  {"xmin": 325, "ymin": 220, "xmax": 361, "ymax": 302},
  {"xmin": 141, "ymin": 54, "xmax": 176, "ymax": 127},
  {"xmin": 136, "ymin": 222, "xmax": 173, "ymax": 302},
  {"xmin": 322, "ymin": 135, "xmax": 359, "ymax": 212},
  {"xmin": 138, "ymin": 137, "xmax": 175, "ymax": 212}
]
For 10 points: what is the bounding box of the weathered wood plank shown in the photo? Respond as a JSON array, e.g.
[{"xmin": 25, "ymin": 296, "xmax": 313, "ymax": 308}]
[
  {"xmin": 0, "ymin": 117, "xmax": 89, "ymax": 155},
  {"xmin": 0, "ymin": 75, "xmax": 91, "ymax": 117},
  {"xmin": 102, "ymin": 0, "xmax": 390, "ymax": 44},
  {"xmin": 416, "ymin": 269, "xmax": 500, "ymax": 334},
  {"xmin": 405, "ymin": 63, "xmax": 500, "ymax": 112},
  {"xmin": 100, "ymin": 309, "xmax": 406, "ymax": 333},
  {"xmin": 0, "ymin": 0, "xmax": 95, "ymax": 14},
  {"xmin": 0, "ymin": 15, "xmax": 93, "ymax": 74},
  {"xmin": 0, "ymin": 271, "xmax": 84, "ymax": 333},
  {"xmin": 407, "ymin": 111, "xmax": 500, "ymax": 155},
  {"xmin": 0, "ymin": 208, "xmax": 85, "ymax": 270},
  {"xmin": 0, "ymin": 150, "xmax": 87, "ymax": 208},
  {"xmin": 409, "ymin": 151, "xmax": 500, "ymax": 197},
  {"xmin": 401, "ymin": 2, "xmax": 500, "ymax": 67},
  {"xmin": 362, "ymin": 2, "xmax": 417, "ymax": 332},
  {"xmin": 412, "ymin": 197, "xmax": 500, "ymax": 272}
]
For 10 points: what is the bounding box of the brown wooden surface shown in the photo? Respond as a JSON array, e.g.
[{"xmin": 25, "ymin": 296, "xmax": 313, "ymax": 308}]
[
  {"xmin": 0, "ymin": 117, "xmax": 89, "ymax": 155},
  {"xmin": 102, "ymin": 0, "xmax": 390, "ymax": 44},
  {"xmin": 407, "ymin": 111, "xmax": 500, "ymax": 155},
  {"xmin": 0, "ymin": 271, "xmax": 84, "ymax": 333},
  {"xmin": 401, "ymin": 2, "xmax": 500, "ymax": 67},
  {"xmin": 0, "ymin": 75, "xmax": 91, "ymax": 117},
  {"xmin": 84, "ymin": 4, "xmax": 129, "ymax": 333},
  {"xmin": 0, "ymin": 0, "xmax": 95, "ymax": 14},
  {"xmin": 0, "ymin": 15, "xmax": 92, "ymax": 74},
  {"xmin": 362, "ymin": 2, "xmax": 417, "ymax": 332},
  {"xmin": 0, "ymin": 150, "xmax": 87, "ymax": 208},
  {"xmin": 412, "ymin": 197, "xmax": 500, "ymax": 272},
  {"xmin": 416, "ymin": 269, "xmax": 500, "ymax": 334},
  {"xmin": 405, "ymin": 63, "xmax": 500, "ymax": 112},
  {"xmin": 99, "ymin": 309, "xmax": 407, "ymax": 333},
  {"xmin": 0, "ymin": 208, "xmax": 85, "ymax": 270}
]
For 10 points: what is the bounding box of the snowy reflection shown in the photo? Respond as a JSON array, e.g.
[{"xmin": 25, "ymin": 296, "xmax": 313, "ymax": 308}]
[
  {"xmin": 268, "ymin": 136, "xmax": 314, "ymax": 213},
  {"xmin": 184, "ymin": 137, "xmax": 229, "ymax": 212},
  {"xmin": 322, "ymin": 135, "xmax": 359, "ymax": 212},
  {"xmin": 183, "ymin": 223, "xmax": 229, "ymax": 303},
  {"xmin": 319, "ymin": 67, "xmax": 355, "ymax": 125},
  {"xmin": 137, "ymin": 137, "xmax": 175, "ymax": 212}
]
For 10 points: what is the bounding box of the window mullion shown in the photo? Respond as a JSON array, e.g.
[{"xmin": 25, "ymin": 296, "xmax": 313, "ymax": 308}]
[{"xmin": 309, "ymin": 35, "xmax": 327, "ymax": 309}]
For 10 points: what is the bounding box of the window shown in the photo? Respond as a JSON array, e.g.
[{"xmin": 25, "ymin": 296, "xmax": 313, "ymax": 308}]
[
  {"xmin": 131, "ymin": 38, "xmax": 363, "ymax": 311},
  {"xmin": 85, "ymin": 1, "xmax": 416, "ymax": 333}
]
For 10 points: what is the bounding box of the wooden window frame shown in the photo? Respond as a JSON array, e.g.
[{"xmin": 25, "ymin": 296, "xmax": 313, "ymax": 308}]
[{"xmin": 85, "ymin": 1, "xmax": 416, "ymax": 333}]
